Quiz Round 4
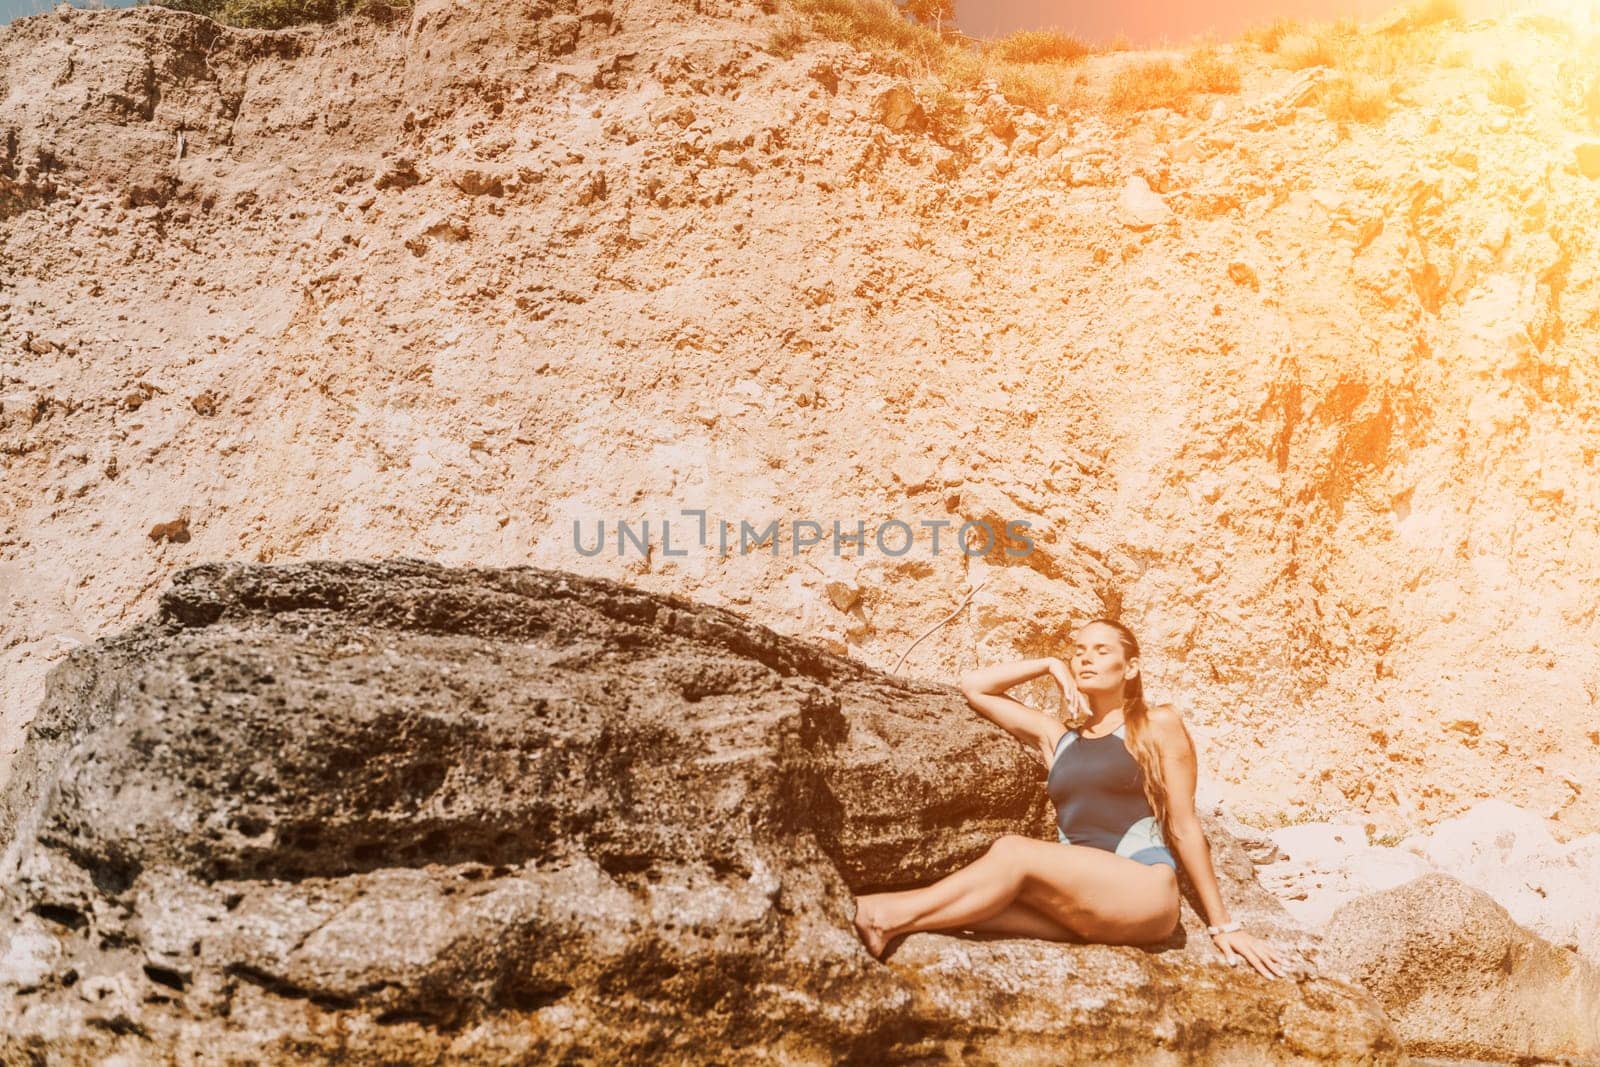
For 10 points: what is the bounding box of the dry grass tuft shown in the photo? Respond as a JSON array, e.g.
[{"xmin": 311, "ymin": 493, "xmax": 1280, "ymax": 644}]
[
  {"xmin": 1249, "ymin": 5, "xmax": 1454, "ymax": 117},
  {"xmin": 1107, "ymin": 58, "xmax": 1189, "ymax": 113},
  {"xmin": 1277, "ymin": 30, "xmax": 1342, "ymax": 69},
  {"xmin": 1486, "ymin": 58, "xmax": 1527, "ymax": 110},
  {"xmin": 766, "ymin": 18, "xmax": 813, "ymax": 60},
  {"xmin": 987, "ymin": 28, "xmax": 1092, "ymax": 65},
  {"xmin": 1105, "ymin": 46, "xmax": 1243, "ymax": 115},
  {"xmin": 921, "ymin": 84, "xmax": 973, "ymax": 142},
  {"xmin": 1186, "ymin": 45, "xmax": 1242, "ymax": 93},
  {"xmin": 1315, "ymin": 71, "xmax": 1395, "ymax": 123},
  {"xmin": 1394, "ymin": 0, "xmax": 1463, "ymax": 31},
  {"xmin": 773, "ymin": 0, "xmax": 1099, "ymax": 113},
  {"xmin": 778, "ymin": 0, "xmax": 949, "ymax": 76},
  {"xmin": 1240, "ymin": 17, "xmax": 1300, "ymax": 54}
]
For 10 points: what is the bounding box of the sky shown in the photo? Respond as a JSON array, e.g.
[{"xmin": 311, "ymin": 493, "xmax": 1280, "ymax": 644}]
[
  {"xmin": 956, "ymin": 0, "xmax": 1551, "ymax": 44},
  {"xmin": 957, "ymin": 0, "xmax": 1410, "ymax": 45}
]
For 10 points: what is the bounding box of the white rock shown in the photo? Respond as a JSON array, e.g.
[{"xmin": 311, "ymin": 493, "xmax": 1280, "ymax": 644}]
[
  {"xmin": 1415, "ymin": 798, "xmax": 1556, "ymax": 869},
  {"xmin": 1346, "ymin": 845, "xmax": 1433, "ymax": 893},
  {"xmin": 0, "ymin": 919, "xmax": 62, "ymax": 992},
  {"xmin": 1115, "ymin": 175, "xmax": 1172, "ymax": 230},
  {"xmin": 1268, "ymin": 821, "xmax": 1369, "ymax": 864}
]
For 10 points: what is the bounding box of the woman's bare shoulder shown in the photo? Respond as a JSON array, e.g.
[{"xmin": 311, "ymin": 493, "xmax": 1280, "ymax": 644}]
[{"xmin": 1145, "ymin": 703, "xmax": 1193, "ymax": 752}]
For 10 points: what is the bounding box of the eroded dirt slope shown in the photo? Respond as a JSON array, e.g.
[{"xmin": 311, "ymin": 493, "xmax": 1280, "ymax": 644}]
[{"xmin": 2, "ymin": 0, "xmax": 1598, "ymax": 844}]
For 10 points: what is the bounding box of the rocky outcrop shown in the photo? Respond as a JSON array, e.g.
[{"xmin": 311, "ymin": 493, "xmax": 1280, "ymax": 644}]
[
  {"xmin": 1322, "ymin": 872, "xmax": 1600, "ymax": 1065},
  {"xmin": 0, "ymin": 559, "xmax": 1401, "ymax": 1063},
  {"xmin": 1259, "ymin": 801, "xmax": 1600, "ymax": 971}
]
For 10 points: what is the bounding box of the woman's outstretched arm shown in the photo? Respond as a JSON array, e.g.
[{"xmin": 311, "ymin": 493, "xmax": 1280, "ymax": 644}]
[
  {"xmin": 957, "ymin": 657, "xmax": 1076, "ymax": 765},
  {"xmin": 1148, "ymin": 704, "xmax": 1290, "ymax": 979}
]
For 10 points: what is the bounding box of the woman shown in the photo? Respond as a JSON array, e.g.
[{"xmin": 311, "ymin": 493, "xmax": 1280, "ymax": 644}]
[{"xmin": 850, "ymin": 618, "xmax": 1291, "ymax": 979}]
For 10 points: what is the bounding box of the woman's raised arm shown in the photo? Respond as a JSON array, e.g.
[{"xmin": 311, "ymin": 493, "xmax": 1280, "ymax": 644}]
[{"xmin": 957, "ymin": 657, "xmax": 1075, "ymax": 765}]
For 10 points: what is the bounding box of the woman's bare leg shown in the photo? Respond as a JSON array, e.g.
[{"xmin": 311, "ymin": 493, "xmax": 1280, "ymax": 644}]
[
  {"xmin": 851, "ymin": 834, "xmax": 1179, "ymax": 958},
  {"xmin": 959, "ymin": 899, "xmax": 1076, "ymax": 940},
  {"xmin": 851, "ymin": 834, "xmax": 1032, "ymax": 957}
]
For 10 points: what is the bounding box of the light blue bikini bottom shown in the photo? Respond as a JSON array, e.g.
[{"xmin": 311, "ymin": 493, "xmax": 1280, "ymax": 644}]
[
  {"xmin": 1124, "ymin": 845, "xmax": 1178, "ymax": 872},
  {"xmin": 1057, "ymin": 824, "xmax": 1178, "ymax": 872}
]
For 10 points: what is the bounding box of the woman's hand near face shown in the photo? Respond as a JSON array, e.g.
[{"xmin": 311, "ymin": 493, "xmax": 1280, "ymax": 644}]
[{"xmin": 1045, "ymin": 658, "xmax": 1092, "ymax": 722}]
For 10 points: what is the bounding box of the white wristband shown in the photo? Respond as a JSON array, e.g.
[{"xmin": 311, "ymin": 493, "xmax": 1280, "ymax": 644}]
[{"xmin": 1207, "ymin": 920, "xmax": 1242, "ymax": 936}]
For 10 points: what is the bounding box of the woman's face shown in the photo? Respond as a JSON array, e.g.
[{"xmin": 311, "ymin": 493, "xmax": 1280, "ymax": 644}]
[{"xmin": 1070, "ymin": 623, "xmax": 1137, "ymax": 695}]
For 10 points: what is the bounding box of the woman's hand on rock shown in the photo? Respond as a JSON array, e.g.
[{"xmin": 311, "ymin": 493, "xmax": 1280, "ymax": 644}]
[{"xmin": 1213, "ymin": 929, "xmax": 1290, "ymax": 979}]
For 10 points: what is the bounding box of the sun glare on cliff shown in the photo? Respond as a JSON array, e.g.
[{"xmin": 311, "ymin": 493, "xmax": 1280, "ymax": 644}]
[{"xmin": 1467, "ymin": 0, "xmax": 1600, "ymax": 29}]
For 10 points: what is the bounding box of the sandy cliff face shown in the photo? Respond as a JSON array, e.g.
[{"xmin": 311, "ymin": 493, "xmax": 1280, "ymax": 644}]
[{"xmin": 2, "ymin": 0, "xmax": 1598, "ymax": 846}]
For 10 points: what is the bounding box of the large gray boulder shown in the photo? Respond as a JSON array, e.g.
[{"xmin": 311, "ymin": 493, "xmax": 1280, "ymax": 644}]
[
  {"xmin": 1321, "ymin": 872, "xmax": 1600, "ymax": 1064},
  {"xmin": 0, "ymin": 559, "xmax": 1401, "ymax": 1063}
]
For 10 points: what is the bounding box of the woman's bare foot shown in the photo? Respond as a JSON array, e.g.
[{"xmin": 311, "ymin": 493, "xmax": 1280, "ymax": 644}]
[{"xmin": 851, "ymin": 896, "xmax": 893, "ymax": 959}]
